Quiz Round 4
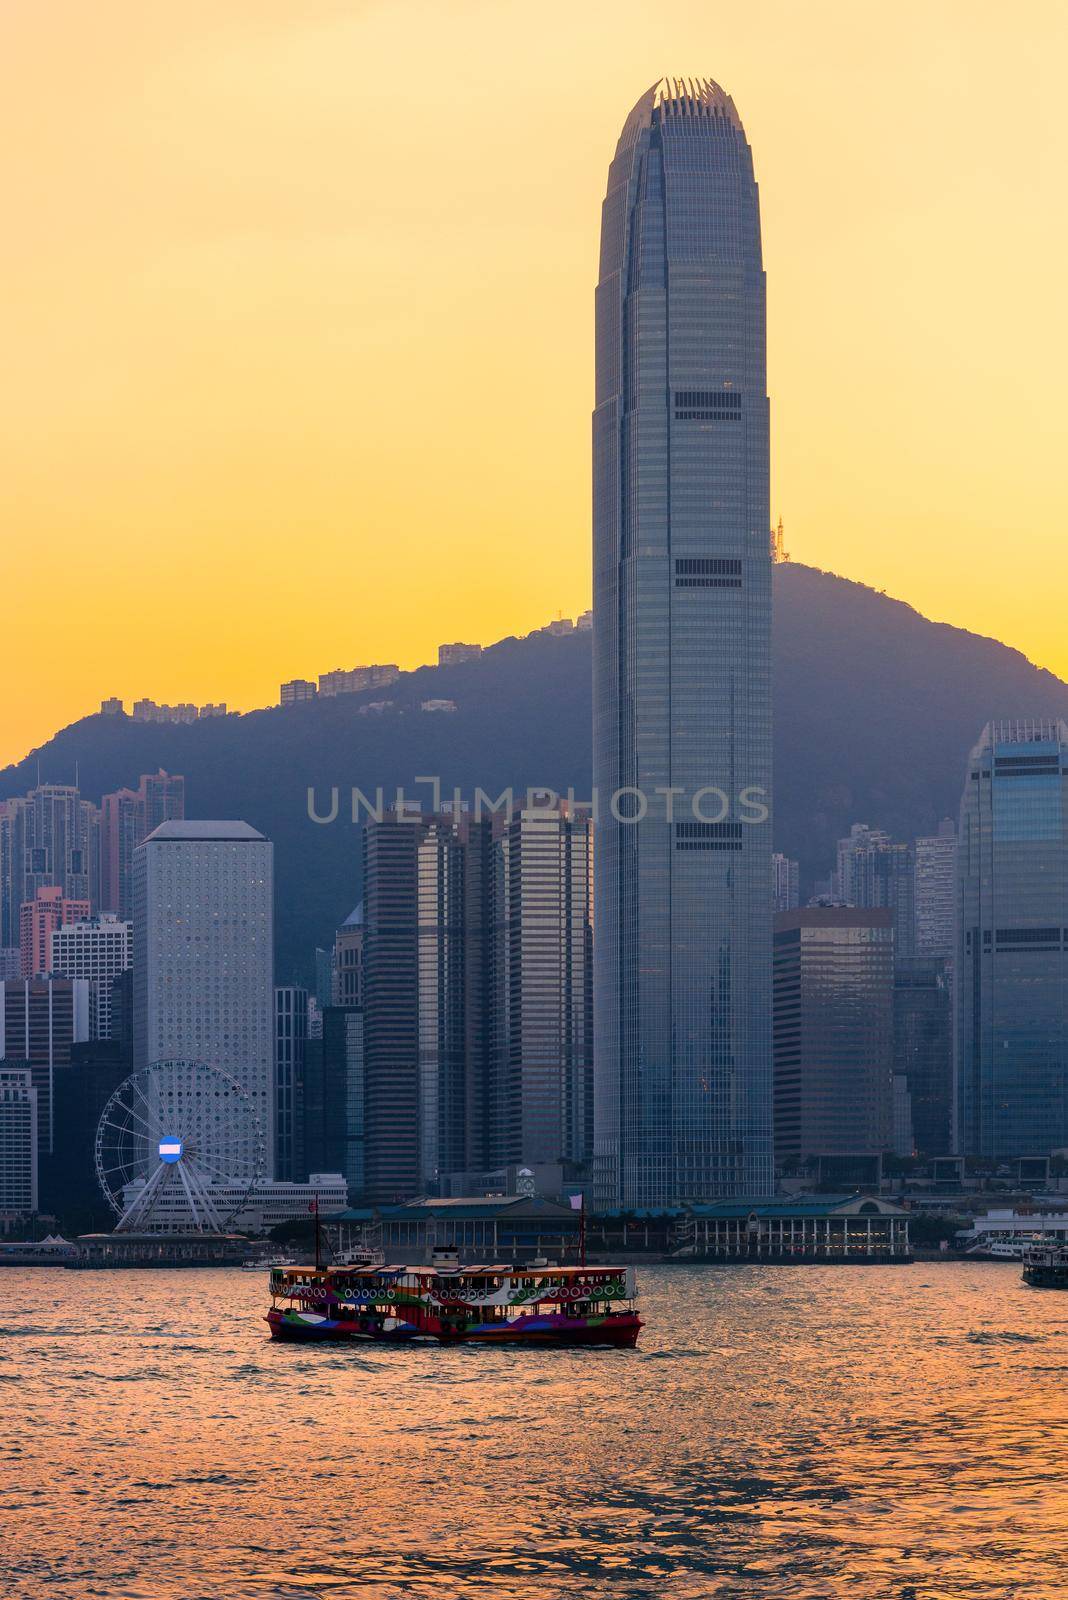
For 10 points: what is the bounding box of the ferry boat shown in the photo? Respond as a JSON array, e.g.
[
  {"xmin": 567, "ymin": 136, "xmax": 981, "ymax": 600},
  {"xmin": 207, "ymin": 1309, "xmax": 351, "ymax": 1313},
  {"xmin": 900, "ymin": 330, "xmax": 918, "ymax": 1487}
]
[
  {"xmin": 1022, "ymin": 1244, "xmax": 1068, "ymax": 1289},
  {"xmin": 266, "ymin": 1260, "xmax": 642, "ymax": 1347}
]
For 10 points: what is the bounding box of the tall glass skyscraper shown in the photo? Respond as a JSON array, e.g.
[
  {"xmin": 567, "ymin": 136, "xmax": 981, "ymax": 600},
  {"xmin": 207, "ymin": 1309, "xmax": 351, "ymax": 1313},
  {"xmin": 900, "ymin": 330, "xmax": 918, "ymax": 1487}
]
[
  {"xmin": 593, "ymin": 78, "xmax": 772, "ymax": 1206},
  {"xmin": 956, "ymin": 719, "xmax": 1068, "ymax": 1158}
]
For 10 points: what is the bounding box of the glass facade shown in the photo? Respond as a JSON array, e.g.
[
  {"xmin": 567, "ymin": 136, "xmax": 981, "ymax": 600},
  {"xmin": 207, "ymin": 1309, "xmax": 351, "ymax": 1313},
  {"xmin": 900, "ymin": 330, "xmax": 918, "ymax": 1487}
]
[
  {"xmin": 956, "ymin": 720, "xmax": 1068, "ymax": 1158},
  {"xmin": 497, "ymin": 802, "xmax": 593, "ymax": 1169},
  {"xmin": 593, "ymin": 79, "xmax": 772, "ymax": 1205},
  {"xmin": 893, "ymin": 956, "xmax": 953, "ymax": 1156},
  {"xmin": 773, "ymin": 910, "xmax": 895, "ymax": 1168}
]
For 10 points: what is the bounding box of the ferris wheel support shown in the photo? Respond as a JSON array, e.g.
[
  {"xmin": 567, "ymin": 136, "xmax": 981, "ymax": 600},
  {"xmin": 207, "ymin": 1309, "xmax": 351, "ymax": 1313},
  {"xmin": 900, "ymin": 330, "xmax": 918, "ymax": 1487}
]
[{"xmin": 96, "ymin": 1059, "xmax": 264, "ymax": 1235}]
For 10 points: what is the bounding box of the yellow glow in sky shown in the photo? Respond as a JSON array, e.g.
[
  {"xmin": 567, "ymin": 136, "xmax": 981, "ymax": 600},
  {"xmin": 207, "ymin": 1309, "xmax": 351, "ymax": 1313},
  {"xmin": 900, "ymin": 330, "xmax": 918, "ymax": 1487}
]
[{"xmin": 2, "ymin": 1, "xmax": 1066, "ymax": 766}]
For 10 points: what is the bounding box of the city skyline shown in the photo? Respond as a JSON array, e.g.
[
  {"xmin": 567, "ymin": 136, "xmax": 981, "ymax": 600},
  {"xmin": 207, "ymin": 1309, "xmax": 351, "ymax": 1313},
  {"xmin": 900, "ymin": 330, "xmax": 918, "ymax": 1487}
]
[{"xmin": 4, "ymin": 2, "xmax": 1068, "ymax": 766}]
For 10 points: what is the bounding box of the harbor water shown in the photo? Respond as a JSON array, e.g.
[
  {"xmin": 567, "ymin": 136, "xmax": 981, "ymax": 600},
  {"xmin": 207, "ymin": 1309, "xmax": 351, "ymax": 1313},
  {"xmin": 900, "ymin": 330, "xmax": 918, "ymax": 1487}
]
[{"xmin": 4, "ymin": 1261, "xmax": 1067, "ymax": 1598}]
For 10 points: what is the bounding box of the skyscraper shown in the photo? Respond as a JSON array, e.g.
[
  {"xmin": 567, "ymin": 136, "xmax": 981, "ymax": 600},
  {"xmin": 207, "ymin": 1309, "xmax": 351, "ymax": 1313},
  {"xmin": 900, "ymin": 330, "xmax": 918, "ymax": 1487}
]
[
  {"xmin": 1, "ymin": 784, "xmax": 97, "ymax": 948},
  {"xmin": 772, "ymin": 853, "xmax": 800, "ymax": 913},
  {"xmin": 834, "ymin": 823, "xmax": 915, "ymax": 959},
  {"xmin": 497, "ymin": 798, "xmax": 593, "ymax": 1173},
  {"xmin": 0, "ymin": 1066, "xmax": 37, "ymax": 1220},
  {"xmin": 362, "ymin": 811, "xmax": 496, "ymax": 1202},
  {"xmin": 99, "ymin": 770, "xmax": 184, "ymax": 918},
  {"xmin": 274, "ymin": 985, "xmax": 308, "ymax": 1181},
  {"xmin": 956, "ymin": 720, "xmax": 1068, "ymax": 1159},
  {"xmin": 0, "ymin": 976, "xmax": 90, "ymax": 1162},
  {"xmin": 49, "ymin": 913, "xmax": 131, "ymax": 1039},
  {"xmin": 593, "ymin": 78, "xmax": 772, "ymax": 1206},
  {"xmin": 133, "ymin": 820, "xmax": 275, "ymax": 1174},
  {"xmin": 773, "ymin": 908, "xmax": 895, "ymax": 1169},
  {"xmin": 894, "ymin": 956, "xmax": 952, "ymax": 1156},
  {"xmin": 914, "ymin": 819, "xmax": 956, "ymax": 958}
]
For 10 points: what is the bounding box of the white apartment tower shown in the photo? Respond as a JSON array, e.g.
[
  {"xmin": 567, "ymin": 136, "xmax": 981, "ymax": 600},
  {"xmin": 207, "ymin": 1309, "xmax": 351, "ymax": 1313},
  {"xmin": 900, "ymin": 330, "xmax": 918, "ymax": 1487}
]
[{"xmin": 50, "ymin": 914, "xmax": 131, "ymax": 1039}]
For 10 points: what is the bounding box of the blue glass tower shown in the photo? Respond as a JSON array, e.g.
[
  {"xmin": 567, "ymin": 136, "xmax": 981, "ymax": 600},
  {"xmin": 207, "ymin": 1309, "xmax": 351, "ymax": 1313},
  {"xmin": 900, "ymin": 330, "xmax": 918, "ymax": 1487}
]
[
  {"xmin": 593, "ymin": 79, "xmax": 772, "ymax": 1206},
  {"xmin": 956, "ymin": 719, "xmax": 1068, "ymax": 1158}
]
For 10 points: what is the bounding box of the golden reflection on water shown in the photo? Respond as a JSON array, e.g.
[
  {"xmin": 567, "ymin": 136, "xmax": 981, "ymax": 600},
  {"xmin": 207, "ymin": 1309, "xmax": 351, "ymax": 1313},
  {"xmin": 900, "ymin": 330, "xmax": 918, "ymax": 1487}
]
[{"xmin": 4, "ymin": 1262, "xmax": 1068, "ymax": 1598}]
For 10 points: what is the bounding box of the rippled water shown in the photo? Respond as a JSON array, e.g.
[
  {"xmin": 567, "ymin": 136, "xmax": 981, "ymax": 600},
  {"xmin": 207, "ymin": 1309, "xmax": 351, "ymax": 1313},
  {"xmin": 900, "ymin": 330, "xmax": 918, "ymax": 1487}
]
[{"xmin": 4, "ymin": 1261, "xmax": 1068, "ymax": 1597}]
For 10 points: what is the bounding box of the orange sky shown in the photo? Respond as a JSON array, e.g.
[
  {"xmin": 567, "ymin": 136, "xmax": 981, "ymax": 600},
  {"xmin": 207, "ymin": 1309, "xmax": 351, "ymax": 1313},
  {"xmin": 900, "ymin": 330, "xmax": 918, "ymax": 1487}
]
[{"xmin": 2, "ymin": 1, "xmax": 1066, "ymax": 767}]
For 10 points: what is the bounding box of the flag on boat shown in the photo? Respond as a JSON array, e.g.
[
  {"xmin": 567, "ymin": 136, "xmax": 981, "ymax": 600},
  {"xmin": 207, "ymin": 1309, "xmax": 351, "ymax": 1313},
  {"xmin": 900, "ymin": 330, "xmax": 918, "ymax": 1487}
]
[{"xmin": 568, "ymin": 1192, "xmax": 584, "ymax": 1211}]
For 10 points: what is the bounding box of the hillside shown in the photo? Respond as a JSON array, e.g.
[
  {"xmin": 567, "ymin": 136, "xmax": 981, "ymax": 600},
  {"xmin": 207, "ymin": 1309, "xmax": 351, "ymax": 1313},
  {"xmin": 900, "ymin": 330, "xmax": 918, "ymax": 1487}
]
[{"xmin": 4, "ymin": 564, "xmax": 1066, "ymax": 980}]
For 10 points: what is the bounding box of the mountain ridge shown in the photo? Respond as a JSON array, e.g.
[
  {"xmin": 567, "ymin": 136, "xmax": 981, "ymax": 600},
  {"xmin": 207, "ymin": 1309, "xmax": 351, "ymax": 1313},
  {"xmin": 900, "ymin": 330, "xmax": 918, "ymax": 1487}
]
[{"xmin": 4, "ymin": 563, "xmax": 1066, "ymax": 980}]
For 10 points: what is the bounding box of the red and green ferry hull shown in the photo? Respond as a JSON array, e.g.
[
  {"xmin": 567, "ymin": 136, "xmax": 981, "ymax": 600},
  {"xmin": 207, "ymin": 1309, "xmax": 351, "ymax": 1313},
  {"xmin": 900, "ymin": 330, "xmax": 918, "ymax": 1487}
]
[{"xmin": 266, "ymin": 1304, "xmax": 642, "ymax": 1348}]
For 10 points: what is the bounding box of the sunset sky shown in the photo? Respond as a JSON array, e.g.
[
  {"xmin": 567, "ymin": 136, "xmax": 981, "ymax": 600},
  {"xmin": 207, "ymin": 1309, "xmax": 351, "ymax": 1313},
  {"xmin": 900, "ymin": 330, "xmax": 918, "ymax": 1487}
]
[{"xmin": 3, "ymin": 0, "xmax": 1066, "ymax": 767}]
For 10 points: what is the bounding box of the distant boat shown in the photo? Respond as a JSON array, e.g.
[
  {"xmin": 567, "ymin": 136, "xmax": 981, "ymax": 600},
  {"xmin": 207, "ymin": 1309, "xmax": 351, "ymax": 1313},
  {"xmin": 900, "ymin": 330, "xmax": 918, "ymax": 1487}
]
[{"xmin": 970, "ymin": 1238, "xmax": 1041, "ymax": 1260}]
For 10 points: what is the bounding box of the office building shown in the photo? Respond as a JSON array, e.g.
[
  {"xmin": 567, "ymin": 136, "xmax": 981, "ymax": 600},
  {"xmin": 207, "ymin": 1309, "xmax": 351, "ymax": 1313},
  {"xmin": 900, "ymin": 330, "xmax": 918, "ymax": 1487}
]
[
  {"xmin": 914, "ymin": 819, "xmax": 957, "ymax": 959},
  {"xmin": 362, "ymin": 811, "xmax": 496, "ymax": 1202},
  {"xmin": 0, "ymin": 976, "xmax": 90, "ymax": 1161},
  {"xmin": 333, "ymin": 906, "xmax": 364, "ymax": 1008},
  {"xmin": 593, "ymin": 78, "xmax": 773, "ymax": 1207},
  {"xmin": 894, "ymin": 956, "xmax": 953, "ymax": 1157},
  {"xmin": 19, "ymin": 885, "xmax": 91, "ymax": 977},
  {"xmin": 956, "ymin": 720, "xmax": 1068, "ymax": 1159},
  {"xmin": 51, "ymin": 1037, "xmax": 131, "ymax": 1226},
  {"xmin": 0, "ymin": 1066, "xmax": 37, "ymax": 1219},
  {"xmin": 303, "ymin": 1005, "xmax": 364, "ymax": 1196},
  {"xmin": 496, "ymin": 799, "xmax": 593, "ymax": 1172},
  {"xmin": 773, "ymin": 908, "xmax": 895, "ymax": 1169},
  {"xmin": 275, "ymin": 985, "xmax": 308, "ymax": 1182},
  {"xmin": 133, "ymin": 820, "xmax": 275, "ymax": 1174}
]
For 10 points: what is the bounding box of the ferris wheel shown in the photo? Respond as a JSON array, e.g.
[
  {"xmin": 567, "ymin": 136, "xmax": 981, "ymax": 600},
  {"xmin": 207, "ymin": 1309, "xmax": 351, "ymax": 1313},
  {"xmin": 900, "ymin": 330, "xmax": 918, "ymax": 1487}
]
[{"xmin": 94, "ymin": 1060, "xmax": 266, "ymax": 1233}]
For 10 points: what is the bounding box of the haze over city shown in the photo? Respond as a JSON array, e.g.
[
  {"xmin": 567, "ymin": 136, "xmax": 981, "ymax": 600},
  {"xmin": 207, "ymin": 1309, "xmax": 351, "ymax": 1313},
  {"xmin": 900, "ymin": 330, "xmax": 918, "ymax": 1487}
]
[{"xmin": 4, "ymin": 0, "xmax": 1068, "ymax": 766}]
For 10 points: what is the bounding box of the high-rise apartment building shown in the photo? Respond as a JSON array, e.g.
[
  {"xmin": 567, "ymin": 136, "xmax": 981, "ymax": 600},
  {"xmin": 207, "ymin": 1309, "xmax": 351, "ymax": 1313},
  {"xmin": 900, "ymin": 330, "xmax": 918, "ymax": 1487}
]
[
  {"xmin": 772, "ymin": 853, "xmax": 800, "ymax": 913},
  {"xmin": 50, "ymin": 914, "xmax": 131, "ymax": 1040},
  {"xmin": 279, "ymin": 679, "xmax": 318, "ymax": 706},
  {"xmin": 0, "ymin": 1066, "xmax": 37, "ymax": 1219},
  {"xmin": 773, "ymin": 908, "xmax": 895, "ymax": 1169},
  {"xmin": 593, "ymin": 78, "xmax": 773, "ymax": 1207},
  {"xmin": 99, "ymin": 770, "xmax": 184, "ymax": 918},
  {"xmin": 956, "ymin": 720, "xmax": 1068, "ymax": 1159},
  {"xmin": 497, "ymin": 800, "xmax": 593, "ymax": 1171},
  {"xmin": 834, "ymin": 823, "xmax": 915, "ymax": 959},
  {"xmin": 0, "ymin": 977, "xmax": 90, "ymax": 1162},
  {"xmin": 1, "ymin": 785, "xmax": 97, "ymax": 948},
  {"xmin": 19, "ymin": 886, "xmax": 91, "ymax": 978},
  {"xmin": 133, "ymin": 820, "xmax": 275, "ymax": 1174},
  {"xmin": 914, "ymin": 819, "xmax": 957, "ymax": 959},
  {"xmin": 437, "ymin": 643, "xmax": 483, "ymax": 666}
]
